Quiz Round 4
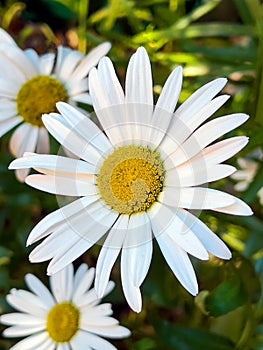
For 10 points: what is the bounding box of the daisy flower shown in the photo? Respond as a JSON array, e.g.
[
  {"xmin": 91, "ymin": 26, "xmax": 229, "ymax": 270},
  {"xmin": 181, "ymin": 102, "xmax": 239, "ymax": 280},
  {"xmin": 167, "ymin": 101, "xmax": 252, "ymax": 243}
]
[
  {"xmin": 0, "ymin": 27, "xmax": 111, "ymax": 181},
  {"xmin": 0, "ymin": 263, "xmax": 130, "ymax": 349},
  {"xmin": 231, "ymin": 151, "xmax": 263, "ymax": 204},
  {"xmin": 9, "ymin": 47, "xmax": 253, "ymax": 312}
]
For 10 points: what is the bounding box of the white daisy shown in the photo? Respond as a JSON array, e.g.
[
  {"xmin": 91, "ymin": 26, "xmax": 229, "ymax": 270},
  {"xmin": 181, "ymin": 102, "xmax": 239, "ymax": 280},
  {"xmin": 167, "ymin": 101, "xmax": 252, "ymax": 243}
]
[
  {"xmin": 0, "ymin": 263, "xmax": 130, "ymax": 349},
  {"xmin": 0, "ymin": 27, "xmax": 111, "ymax": 181},
  {"xmin": 9, "ymin": 47, "xmax": 253, "ymax": 313}
]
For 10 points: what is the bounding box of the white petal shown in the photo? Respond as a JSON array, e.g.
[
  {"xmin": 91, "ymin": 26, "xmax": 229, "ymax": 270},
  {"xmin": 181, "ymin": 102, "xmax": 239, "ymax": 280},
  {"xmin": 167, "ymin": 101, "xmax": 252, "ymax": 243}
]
[
  {"xmin": 0, "ymin": 100, "xmax": 17, "ymax": 120},
  {"xmin": 42, "ymin": 113, "xmax": 103, "ymax": 164},
  {"xmin": 8, "ymin": 332, "xmax": 50, "ymax": 350},
  {"xmin": 0, "ymin": 116, "xmax": 21, "ymax": 137},
  {"xmin": 56, "ymin": 102, "xmax": 113, "ymax": 154},
  {"xmin": 160, "ymin": 95, "xmax": 230, "ymax": 156},
  {"xmin": 213, "ymin": 196, "xmax": 253, "ymax": 216},
  {"xmin": 73, "ymin": 264, "xmax": 89, "ymax": 291},
  {"xmin": 46, "ymin": 201, "xmax": 118, "ymax": 275},
  {"xmin": 72, "ymin": 267, "xmax": 95, "ymax": 303},
  {"xmin": 9, "ymin": 123, "xmax": 38, "ymax": 158},
  {"xmin": 165, "ymin": 113, "xmax": 249, "ymax": 168},
  {"xmin": 24, "ymin": 49, "xmax": 40, "ymax": 74},
  {"xmin": 122, "ymin": 213, "xmax": 152, "ymax": 287},
  {"xmin": 196, "ymin": 136, "xmax": 249, "ymax": 166},
  {"xmin": 71, "ymin": 92, "xmax": 92, "ymax": 104},
  {"xmin": 0, "ymin": 55, "xmax": 26, "ymax": 85},
  {"xmin": 27, "ymin": 196, "xmax": 98, "ymax": 245},
  {"xmin": 55, "ymin": 48, "xmax": 83, "ymax": 81},
  {"xmin": 6, "ymin": 290, "xmax": 48, "ymax": 318},
  {"xmin": 36, "ymin": 127, "xmax": 50, "ymax": 154},
  {"xmin": 125, "ymin": 47, "xmax": 153, "ymax": 107},
  {"xmin": 25, "ymin": 173, "xmax": 97, "ymax": 196},
  {"xmin": 50, "ymin": 263, "xmax": 74, "ymax": 302},
  {"xmin": 121, "ymin": 247, "xmax": 142, "ymax": 313},
  {"xmin": 156, "ymin": 66, "xmax": 183, "ymax": 113},
  {"xmin": 25, "ymin": 273, "xmax": 55, "ymax": 308},
  {"xmin": 67, "ymin": 77, "xmax": 88, "ymax": 96},
  {"xmin": 97, "ymin": 57, "xmax": 125, "ymax": 105},
  {"xmin": 10, "ymin": 153, "xmax": 95, "ymax": 175},
  {"xmin": 166, "ymin": 163, "xmax": 236, "ymax": 187},
  {"xmin": 0, "ymin": 313, "xmax": 45, "ymax": 326},
  {"xmin": 0, "ymin": 42, "xmax": 37, "ymax": 78},
  {"xmin": 148, "ymin": 202, "xmax": 208, "ymax": 260},
  {"xmin": 0, "ymin": 28, "xmax": 17, "ymax": 45},
  {"xmin": 176, "ymin": 209, "xmax": 231, "ymax": 259},
  {"xmin": 71, "ymin": 330, "xmax": 113, "ymax": 350},
  {"xmin": 80, "ymin": 323, "xmax": 130, "ymax": 339},
  {"xmin": 155, "ymin": 232, "xmax": 198, "ymax": 295},
  {"xmin": 39, "ymin": 52, "xmax": 55, "ymax": 75},
  {"xmin": 70, "ymin": 42, "xmax": 111, "ymax": 80},
  {"xmin": 159, "ymin": 187, "xmax": 235, "ymax": 209},
  {"xmin": 3, "ymin": 324, "xmax": 45, "ymax": 337},
  {"xmin": 89, "ymin": 68, "xmax": 132, "ymax": 147},
  {"xmin": 76, "ymin": 281, "xmax": 114, "ymax": 308},
  {"xmin": 174, "ymin": 77, "xmax": 227, "ymax": 122},
  {"xmin": 95, "ymin": 215, "xmax": 128, "ymax": 297},
  {"xmin": 0, "ymin": 77, "xmax": 20, "ymax": 100}
]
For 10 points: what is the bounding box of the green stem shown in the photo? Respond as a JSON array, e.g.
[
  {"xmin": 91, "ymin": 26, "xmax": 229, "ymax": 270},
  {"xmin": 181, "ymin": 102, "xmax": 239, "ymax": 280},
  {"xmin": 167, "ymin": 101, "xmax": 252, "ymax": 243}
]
[
  {"xmin": 244, "ymin": 0, "xmax": 263, "ymax": 125},
  {"xmin": 78, "ymin": 0, "xmax": 89, "ymax": 54}
]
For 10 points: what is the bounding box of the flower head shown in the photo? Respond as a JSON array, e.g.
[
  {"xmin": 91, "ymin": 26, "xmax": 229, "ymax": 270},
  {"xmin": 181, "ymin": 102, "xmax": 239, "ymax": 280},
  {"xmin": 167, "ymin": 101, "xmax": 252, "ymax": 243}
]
[
  {"xmin": 0, "ymin": 263, "xmax": 130, "ymax": 349},
  {"xmin": 9, "ymin": 47, "xmax": 252, "ymax": 312},
  {"xmin": 0, "ymin": 27, "xmax": 111, "ymax": 181}
]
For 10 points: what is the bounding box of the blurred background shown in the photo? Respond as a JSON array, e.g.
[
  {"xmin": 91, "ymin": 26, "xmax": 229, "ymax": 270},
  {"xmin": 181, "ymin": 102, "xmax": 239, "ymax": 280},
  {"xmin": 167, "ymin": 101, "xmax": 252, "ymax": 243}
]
[{"xmin": 0, "ymin": 0, "xmax": 263, "ymax": 349}]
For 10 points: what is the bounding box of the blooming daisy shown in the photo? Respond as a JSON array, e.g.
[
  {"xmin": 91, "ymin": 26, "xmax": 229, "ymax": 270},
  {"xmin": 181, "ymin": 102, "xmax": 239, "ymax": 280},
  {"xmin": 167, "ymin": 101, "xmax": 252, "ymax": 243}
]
[
  {"xmin": 0, "ymin": 27, "xmax": 111, "ymax": 181},
  {"xmin": 0, "ymin": 263, "xmax": 130, "ymax": 349},
  {"xmin": 9, "ymin": 47, "xmax": 252, "ymax": 312}
]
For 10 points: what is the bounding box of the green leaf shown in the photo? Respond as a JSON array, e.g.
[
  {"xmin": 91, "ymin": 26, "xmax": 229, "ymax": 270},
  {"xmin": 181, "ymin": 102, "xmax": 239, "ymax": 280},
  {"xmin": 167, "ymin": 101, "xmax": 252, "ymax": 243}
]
[
  {"xmin": 154, "ymin": 321, "xmax": 235, "ymax": 350},
  {"xmin": 205, "ymin": 278, "xmax": 248, "ymax": 317}
]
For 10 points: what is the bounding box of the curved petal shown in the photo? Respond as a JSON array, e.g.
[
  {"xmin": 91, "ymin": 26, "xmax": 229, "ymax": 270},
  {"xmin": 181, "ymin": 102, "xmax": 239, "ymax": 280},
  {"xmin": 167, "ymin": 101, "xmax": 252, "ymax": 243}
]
[
  {"xmin": 50, "ymin": 263, "xmax": 74, "ymax": 302},
  {"xmin": 159, "ymin": 187, "xmax": 235, "ymax": 210},
  {"xmin": 121, "ymin": 247, "xmax": 142, "ymax": 313},
  {"xmin": 7, "ymin": 332, "xmax": 50, "ymax": 350},
  {"xmin": 25, "ymin": 274, "xmax": 55, "ymax": 308},
  {"xmin": 95, "ymin": 215, "xmax": 128, "ymax": 298},
  {"xmin": 176, "ymin": 209, "xmax": 231, "ymax": 259},
  {"xmin": 71, "ymin": 42, "xmax": 111, "ymax": 80},
  {"xmin": 213, "ymin": 196, "xmax": 253, "ymax": 216},
  {"xmin": 148, "ymin": 202, "xmax": 208, "ymax": 260},
  {"xmin": 122, "ymin": 213, "xmax": 153, "ymax": 287},
  {"xmin": 155, "ymin": 232, "xmax": 198, "ymax": 295}
]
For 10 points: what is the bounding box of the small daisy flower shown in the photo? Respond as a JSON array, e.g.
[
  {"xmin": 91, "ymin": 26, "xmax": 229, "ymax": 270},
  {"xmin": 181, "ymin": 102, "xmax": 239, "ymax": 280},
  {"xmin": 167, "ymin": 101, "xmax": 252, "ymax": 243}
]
[
  {"xmin": 231, "ymin": 151, "xmax": 263, "ymax": 204},
  {"xmin": 232, "ymin": 158, "xmax": 258, "ymax": 192},
  {"xmin": 9, "ymin": 47, "xmax": 252, "ymax": 312},
  {"xmin": 0, "ymin": 263, "xmax": 130, "ymax": 349},
  {"xmin": 0, "ymin": 28, "xmax": 111, "ymax": 181}
]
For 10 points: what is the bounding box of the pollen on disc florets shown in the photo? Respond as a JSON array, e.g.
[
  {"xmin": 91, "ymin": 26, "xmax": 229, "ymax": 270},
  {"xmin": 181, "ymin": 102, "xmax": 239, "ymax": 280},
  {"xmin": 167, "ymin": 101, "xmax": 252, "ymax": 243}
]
[
  {"xmin": 16, "ymin": 75, "xmax": 68, "ymax": 127},
  {"xmin": 46, "ymin": 302, "xmax": 79, "ymax": 343},
  {"xmin": 97, "ymin": 145, "xmax": 165, "ymax": 215}
]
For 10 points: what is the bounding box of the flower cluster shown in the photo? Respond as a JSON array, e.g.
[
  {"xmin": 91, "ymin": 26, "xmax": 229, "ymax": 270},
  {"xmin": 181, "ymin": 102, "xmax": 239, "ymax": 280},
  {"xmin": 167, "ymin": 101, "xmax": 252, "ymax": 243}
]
[{"xmin": 0, "ymin": 27, "xmax": 253, "ymax": 348}]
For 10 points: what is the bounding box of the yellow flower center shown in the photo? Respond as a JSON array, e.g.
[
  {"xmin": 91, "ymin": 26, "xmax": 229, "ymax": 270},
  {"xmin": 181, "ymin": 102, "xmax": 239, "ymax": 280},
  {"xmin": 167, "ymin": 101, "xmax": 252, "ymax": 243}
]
[
  {"xmin": 46, "ymin": 302, "xmax": 79, "ymax": 343},
  {"xmin": 97, "ymin": 145, "xmax": 165, "ymax": 215},
  {"xmin": 16, "ymin": 75, "xmax": 68, "ymax": 127}
]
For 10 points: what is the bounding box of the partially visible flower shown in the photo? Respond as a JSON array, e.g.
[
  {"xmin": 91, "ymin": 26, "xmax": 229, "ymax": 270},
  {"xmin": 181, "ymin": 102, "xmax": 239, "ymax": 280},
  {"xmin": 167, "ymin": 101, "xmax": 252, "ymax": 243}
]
[
  {"xmin": 0, "ymin": 263, "xmax": 130, "ymax": 349},
  {"xmin": 231, "ymin": 158, "xmax": 258, "ymax": 191},
  {"xmin": 9, "ymin": 47, "xmax": 252, "ymax": 313},
  {"xmin": 231, "ymin": 151, "xmax": 263, "ymax": 204},
  {"xmin": 0, "ymin": 27, "xmax": 111, "ymax": 181}
]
